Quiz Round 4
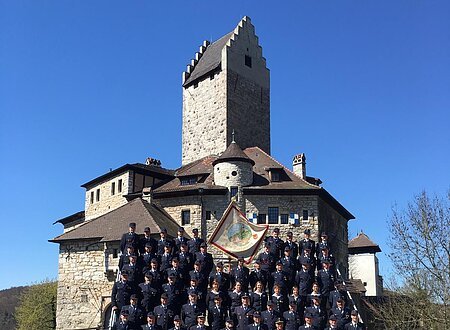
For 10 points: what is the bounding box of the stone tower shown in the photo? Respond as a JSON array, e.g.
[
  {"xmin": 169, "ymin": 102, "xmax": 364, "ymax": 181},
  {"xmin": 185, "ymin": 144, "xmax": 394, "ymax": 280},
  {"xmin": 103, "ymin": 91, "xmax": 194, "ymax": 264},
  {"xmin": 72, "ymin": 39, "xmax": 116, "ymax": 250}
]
[{"xmin": 182, "ymin": 16, "xmax": 270, "ymax": 165}]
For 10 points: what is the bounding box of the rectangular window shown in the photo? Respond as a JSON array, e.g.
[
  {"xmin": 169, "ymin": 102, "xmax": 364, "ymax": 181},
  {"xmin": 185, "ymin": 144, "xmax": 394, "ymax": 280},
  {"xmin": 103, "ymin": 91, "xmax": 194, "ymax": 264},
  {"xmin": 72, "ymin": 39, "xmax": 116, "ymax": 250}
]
[
  {"xmin": 134, "ymin": 173, "xmax": 145, "ymax": 192},
  {"xmin": 230, "ymin": 187, "xmax": 238, "ymax": 201},
  {"xmin": 180, "ymin": 176, "xmax": 197, "ymax": 186},
  {"xmin": 245, "ymin": 55, "xmax": 252, "ymax": 68},
  {"xmin": 280, "ymin": 214, "xmax": 289, "ymax": 224},
  {"xmin": 113, "ymin": 249, "xmax": 118, "ymax": 259},
  {"xmin": 96, "ymin": 189, "xmax": 100, "ymax": 202},
  {"xmin": 111, "ymin": 182, "xmax": 115, "ymax": 196},
  {"xmin": 181, "ymin": 210, "xmax": 191, "ymax": 225},
  {"xmin": 302, "ymin": 210, "xmax": 309, "ymax": 223},
  {"xmin": 257, "ymin": 213, "xmax": 266, "ymax": 224},
  {"xmin": 90, "ymin": 191, "xmax": 94, "ymax": 204},
  {"xmin": 268, "ymin": 207, "xmax": 279, "ymax": 224},
  {"xmin": 205, "ymin": 211, "xmax": 211, "ymax": 220},
  {"xmin": 118, "ymin": 179, "xmax": 123, "ymax": 193}
]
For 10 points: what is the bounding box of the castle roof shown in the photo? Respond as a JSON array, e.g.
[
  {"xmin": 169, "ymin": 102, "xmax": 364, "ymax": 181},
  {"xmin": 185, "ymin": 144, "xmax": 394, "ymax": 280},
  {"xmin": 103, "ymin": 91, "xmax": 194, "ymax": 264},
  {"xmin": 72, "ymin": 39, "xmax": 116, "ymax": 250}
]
[
  {"xmin": 212, "ymin": 141, "xmax": 255, "ymax": 166},
  {"xmin": 183, "ymin": 31, "xmax": 233, "ymax": 87},
  {"xmin": 50, "ymin": 198, "xmax": 181, "ymax": 243},
  {"xmin": 153, "ymin": 146, "xmax": 354, "ymax": 220},
  {"xmin": 81, "ymin": 163, "xmax": 174, "ymax": 188},
  {"xmin": 348, "ymin": 232, "xmax": 381, "ymax": 254}
]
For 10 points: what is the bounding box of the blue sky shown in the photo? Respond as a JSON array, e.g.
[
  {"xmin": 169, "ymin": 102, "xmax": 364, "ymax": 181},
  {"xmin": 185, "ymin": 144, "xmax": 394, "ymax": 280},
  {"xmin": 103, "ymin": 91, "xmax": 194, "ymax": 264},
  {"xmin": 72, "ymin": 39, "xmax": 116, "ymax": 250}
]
[{"xmin": 0, "ymin": 1, "xmax": 449, "ymax": 290}]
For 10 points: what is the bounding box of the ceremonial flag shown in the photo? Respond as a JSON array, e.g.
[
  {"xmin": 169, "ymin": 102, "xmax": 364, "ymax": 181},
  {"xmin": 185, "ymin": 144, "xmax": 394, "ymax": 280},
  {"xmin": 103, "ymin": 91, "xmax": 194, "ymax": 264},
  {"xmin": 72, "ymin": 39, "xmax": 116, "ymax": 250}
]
[{"xmin": 208, "ymin": 202, "xmax": 268, "ymax": 263}]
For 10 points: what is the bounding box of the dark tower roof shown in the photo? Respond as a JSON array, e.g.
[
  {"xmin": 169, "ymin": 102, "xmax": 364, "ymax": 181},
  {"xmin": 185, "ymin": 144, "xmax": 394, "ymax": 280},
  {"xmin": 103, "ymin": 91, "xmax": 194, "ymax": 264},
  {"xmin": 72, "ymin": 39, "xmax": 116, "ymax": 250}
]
[
  {"xmin": 212, "ymin": 141, "xmax": 255, "ymax": 166},
  {"xmin": 348, "ymin": 232, "xmax": 381, "ymax": 254}
]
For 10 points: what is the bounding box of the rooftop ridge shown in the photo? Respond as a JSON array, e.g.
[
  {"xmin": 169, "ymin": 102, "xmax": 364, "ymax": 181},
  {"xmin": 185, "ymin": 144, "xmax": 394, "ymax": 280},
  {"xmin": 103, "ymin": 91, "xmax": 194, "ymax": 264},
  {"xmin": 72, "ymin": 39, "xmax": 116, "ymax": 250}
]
[
  {"xmin": 244, "ymin": 146, "xmax": 320, "ymax": 189},
  {"xmin": 182, "ymin": 39, "xmax": 211, "ymax": 84}
]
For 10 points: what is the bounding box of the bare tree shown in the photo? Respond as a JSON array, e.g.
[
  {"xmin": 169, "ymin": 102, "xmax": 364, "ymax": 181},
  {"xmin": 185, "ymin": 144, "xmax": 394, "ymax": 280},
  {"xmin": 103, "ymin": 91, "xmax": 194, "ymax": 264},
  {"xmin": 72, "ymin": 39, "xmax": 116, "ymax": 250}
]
[{"xmin": 376, "ymin": 191, "xmax": 450, "ymax": 329}]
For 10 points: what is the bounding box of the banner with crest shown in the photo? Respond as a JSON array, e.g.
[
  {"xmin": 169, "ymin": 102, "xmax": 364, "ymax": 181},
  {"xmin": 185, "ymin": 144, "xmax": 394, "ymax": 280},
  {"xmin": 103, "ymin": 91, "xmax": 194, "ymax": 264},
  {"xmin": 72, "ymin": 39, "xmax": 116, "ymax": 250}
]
[{"xmin": 208, "ymin": 202, "xmax": 268, "ymax": 263}]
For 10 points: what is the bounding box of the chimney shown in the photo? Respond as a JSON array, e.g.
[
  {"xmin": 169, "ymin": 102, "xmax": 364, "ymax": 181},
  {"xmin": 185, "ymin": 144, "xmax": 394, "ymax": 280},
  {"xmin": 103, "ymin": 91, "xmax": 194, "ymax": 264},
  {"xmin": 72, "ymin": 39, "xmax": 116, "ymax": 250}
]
[
  {"xmin": 145, "ymin": 157, "xmax": 161, "ymax": 167},
  {"xmin": 293, "ymin": 153, "xmax": 306, "ymax": 179},
  {"xmin": 142, "ymin": 187, "xmax": 153, "ymax": 204}
]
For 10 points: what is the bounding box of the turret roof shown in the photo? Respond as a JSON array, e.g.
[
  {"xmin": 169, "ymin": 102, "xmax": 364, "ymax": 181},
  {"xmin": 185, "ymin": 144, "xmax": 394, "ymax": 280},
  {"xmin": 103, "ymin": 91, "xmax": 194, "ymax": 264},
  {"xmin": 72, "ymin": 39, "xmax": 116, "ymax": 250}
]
[
  {"xmin": 212, "ymin": 141, "xmax": 255, "ymax": 166},
  {"xmin": 348, "ymin": 232, "xmax": 381, "ymax": 254}
]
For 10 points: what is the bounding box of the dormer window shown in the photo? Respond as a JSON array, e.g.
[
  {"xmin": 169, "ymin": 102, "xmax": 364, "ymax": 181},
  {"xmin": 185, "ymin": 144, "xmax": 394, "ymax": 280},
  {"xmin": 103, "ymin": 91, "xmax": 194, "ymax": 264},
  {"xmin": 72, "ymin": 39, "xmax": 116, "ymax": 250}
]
[
  {"xmin": 270, "ymin": 170, "xmax": 280, "ymax": 182},
  {"xmin": 180, "ymin": 176, "xmax": 197, "ymax": 186}
]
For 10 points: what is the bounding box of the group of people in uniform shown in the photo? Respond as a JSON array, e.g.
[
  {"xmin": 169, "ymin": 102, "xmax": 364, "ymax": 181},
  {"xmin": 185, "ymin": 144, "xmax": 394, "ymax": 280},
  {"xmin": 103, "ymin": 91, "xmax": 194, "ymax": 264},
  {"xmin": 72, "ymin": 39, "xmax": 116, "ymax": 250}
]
[{"xmin": 111, "ymin": 223, "xmax": 365, "ymax": 330}]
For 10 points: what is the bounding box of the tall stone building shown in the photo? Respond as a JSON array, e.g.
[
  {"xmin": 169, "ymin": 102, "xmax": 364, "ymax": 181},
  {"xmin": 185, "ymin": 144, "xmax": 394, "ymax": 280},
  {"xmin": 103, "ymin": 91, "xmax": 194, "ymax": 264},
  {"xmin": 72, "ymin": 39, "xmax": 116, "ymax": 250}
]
[{"xmin": 51, "ymin": 17, "xmax": 355, "ymax": 330}]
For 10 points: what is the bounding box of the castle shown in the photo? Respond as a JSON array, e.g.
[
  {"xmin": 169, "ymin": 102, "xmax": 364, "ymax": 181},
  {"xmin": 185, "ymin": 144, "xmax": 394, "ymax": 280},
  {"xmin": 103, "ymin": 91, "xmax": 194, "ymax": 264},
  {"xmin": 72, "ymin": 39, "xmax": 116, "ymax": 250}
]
[{"xmin": 51, "ymin": 17, "xmax": 358, "ymax": 330}]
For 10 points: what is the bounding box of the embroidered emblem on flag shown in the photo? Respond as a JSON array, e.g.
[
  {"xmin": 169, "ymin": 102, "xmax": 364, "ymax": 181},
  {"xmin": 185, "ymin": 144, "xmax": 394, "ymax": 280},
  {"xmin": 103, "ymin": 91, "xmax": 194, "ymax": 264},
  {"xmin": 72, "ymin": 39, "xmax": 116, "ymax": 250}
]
[{"xmin": 209, "ymin": 202, "xmax": 268, "ymax": 263}]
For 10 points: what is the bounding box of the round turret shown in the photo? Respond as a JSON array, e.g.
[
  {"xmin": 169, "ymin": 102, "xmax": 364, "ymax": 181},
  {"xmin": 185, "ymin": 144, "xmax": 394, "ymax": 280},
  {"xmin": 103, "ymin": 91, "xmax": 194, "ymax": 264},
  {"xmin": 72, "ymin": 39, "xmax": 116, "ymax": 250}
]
[{"xmin": 213, "ymin": 141, "xmax": 254, "ymax": 187}]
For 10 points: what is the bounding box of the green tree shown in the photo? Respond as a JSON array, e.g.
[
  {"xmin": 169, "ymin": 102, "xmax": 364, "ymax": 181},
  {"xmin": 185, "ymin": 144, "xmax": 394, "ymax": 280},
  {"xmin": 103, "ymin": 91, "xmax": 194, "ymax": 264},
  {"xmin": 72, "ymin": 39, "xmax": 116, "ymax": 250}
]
[
  {"xmin": 373, "ymin": 191, "xmax": 450, "ymax": 329},
  {"xmin": 15, "ymin": 280, "xmax": 57, "ymax": 330}
]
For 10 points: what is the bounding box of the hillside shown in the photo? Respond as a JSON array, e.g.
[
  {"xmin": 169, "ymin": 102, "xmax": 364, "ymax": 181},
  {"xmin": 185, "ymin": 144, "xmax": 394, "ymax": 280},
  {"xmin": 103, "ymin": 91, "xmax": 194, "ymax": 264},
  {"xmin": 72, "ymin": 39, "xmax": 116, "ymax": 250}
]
[{"xmin": 0, "ymin": 286, "xmax": 28, "ymax": 330}]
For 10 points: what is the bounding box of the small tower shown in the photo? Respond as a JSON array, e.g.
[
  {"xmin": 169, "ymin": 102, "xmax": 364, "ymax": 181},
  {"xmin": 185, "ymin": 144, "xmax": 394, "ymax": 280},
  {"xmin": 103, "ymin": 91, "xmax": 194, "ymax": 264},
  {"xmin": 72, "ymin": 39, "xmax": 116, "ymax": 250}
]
[
  {"xmin": 348, "ymin": 232, "xmax": 383, "ymax": 296},
  {"xmin": 213, "ymin": 139, "xmax": 254, "ymax": 207},
  {"xmin": 181, "ymin": 16, "xmax": 270, "ymax": 165}
]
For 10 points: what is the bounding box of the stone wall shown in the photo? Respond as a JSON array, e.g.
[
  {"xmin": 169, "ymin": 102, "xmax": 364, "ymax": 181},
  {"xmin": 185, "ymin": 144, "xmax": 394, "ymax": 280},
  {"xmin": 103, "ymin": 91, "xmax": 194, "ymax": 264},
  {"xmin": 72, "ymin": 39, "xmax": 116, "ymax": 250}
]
[
  {"xmin": 213, "ymin": 160, "xmax": 253, "ymax": 188},
  {"xmin": 226, "ymin": 70, "xmax": 270, "ymax": 155},
  {"xmin": 56, "ymin": 241, "xmax": 115, "ymax": 330},
  {"xmin": 84, "ymin": 171, "xmax": 131, "ymax": 221},
  {"xmin": 182, "ymin": 71, "xmax": 228, "ymax": 165},
  {"xmin": 318, "ymin": 199, "xmax": 349, "ymax": 276}
]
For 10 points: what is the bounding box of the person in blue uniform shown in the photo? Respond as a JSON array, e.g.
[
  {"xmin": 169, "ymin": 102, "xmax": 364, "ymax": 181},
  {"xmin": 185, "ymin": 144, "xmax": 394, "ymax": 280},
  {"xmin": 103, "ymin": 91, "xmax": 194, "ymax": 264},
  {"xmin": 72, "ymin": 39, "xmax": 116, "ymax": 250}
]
[
  {"xmin": 248, "ymin": 311, "xmax": 268, "ymax": 330},
  {"xmin": 298, "ymin": 313, "xmax": 318, "ymax": 330},
  {"xmin": 121, "ymin": 294, "xmax": 145, "ymax": 328},
  {"xmin": 147, "ymin": 259, "xmax": 163, "ymax": 291},
  {"xmin": 177, "ymin": 243, "xmax": 194, "ymax": 285},
  {"xmin": 209, "ymin": 262, "xmax": 231, "ymax": 292},
  {"xmin": 264, "ymin": 228, "xmax": 284, "ymax": 260},
  {"xmin": 140, "ymin": 227, "xmax": 158, "ymax": 255},
  {"xmin": 316, "ymin": 261, "xmax": 335, "ymax": 310},
  {"xmin": 181, "ymin": 292, "xmax": 206, "ymax": 329},
  {"xmin": 194, "ymin": 243, "xmax": 213, "ymax": 277},
  {"xmin": 283, "ymin": 232, "xmax": 299, "ymax": 260},
  {"xmin": 298, "ymin": 229, "xmax": 316, "ymax": 258},
  {"xmin": 260, "ymin": 301, "xmax": 281, "ymax": 330},
  {"xmin": 168, "ymin": 315, "xmax": 186, "ymax": 330},
  {"xmin": 112, "ymin": 272, "xmax": 135, "ymax": 314},
  {"xmin": 230, "ymin": 258, "xmax": 250, "ymax": 291},
  {"xmin": 269, "ymin": 262, "xmax": 288, "ymax": 295},
  {"xmin": 280, "ymin": 246, "xmax": 297, "ymax": 287},
  {"xmin": 174, "ymin": 227, "xmax": 189, "ymax": 253},
  {"xmin": 304, "ymin": 296, "xmax": 325, "ymax": 329},
  {"xmin": 330, "ymin": 298, "xmax": 351, "ymax": 329},
  {"xmin": 256, "ymin": 244, "xmax": 275, "ymax": 274},
  {"xmin": 189, "ymin": 261, "xmax": 208, "ymax": 294},
  {"xmin": 221, "ymin": 318, "xmax": 235, "ymax": 330},
  {"xmin": 187, "ymin": 228, "xmax": 204, "ymax": 254},
  {"xmin": 190, "ymin": 313, "xmax": 207, "ymax": 330},
  {"xmin": 249, "ymin": 261, "xmax": 268, "ymax": 290},
  {"xmin": 139, "ymin": 273, "xmax": 160, "ymax": 315},
  {"xmin": 208, "ymin": 295, "xmax": 228, "ymax": 330},
  {"xmin": 122, "ymin": 254, "xmax": 143, "ymax": 285},
  {"xmin": 162, "ymin": 275, "xmax": 183, "ymax": 315},
  {"xmin": 228, "ymin": 281, "xmax": 247, "ymax": 314},
  {"xmin": 283, "ymin": 302, "xmax": 301, "ymax": 330},
  {"xmin": 250, "ymin": 280, "xmax": 267, "ymax": 312},
  {"xmin": 140, "ymin": 243, "xmax": 157, "ymax": 273},
  {"xmin": 344, "ymin": 310, "xmax": 365, "ymax": 330},
  {"xmin": 157, "ymin": 228, "xmax": 174, "ymax": 256},
  {"xmin": 142, "ymin": 312, "xmax": 162, "ymax": 330},
  {"xmin": 121, "ymin": 222, "xmax": 140, "ymax": 254},
  {"xmin": 114, "ymin": 309, "xmax": 131, "ymax": 330},
  {"xmin": 324, "ymin": 314, "xmax": 339, "ymax": 330},
  {"xmin": 232, "ymin": 295, "xmax": 254, "ymax": 330},
  {"xmin": 154, "ymin": 294, "xmax": 174, "ymax": 330},
  {"xmin": 316, "ymin": 232, "xmax": 331, "ymax": 258}
]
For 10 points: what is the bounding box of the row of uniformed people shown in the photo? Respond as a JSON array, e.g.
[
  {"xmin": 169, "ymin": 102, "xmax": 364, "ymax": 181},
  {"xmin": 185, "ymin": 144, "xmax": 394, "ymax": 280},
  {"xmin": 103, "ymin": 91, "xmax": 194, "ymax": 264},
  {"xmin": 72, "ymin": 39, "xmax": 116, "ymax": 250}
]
[
  {"xmin": 111, "ymin": 266, "xmax": 355, "ymax": 329},
  {"xmin": 112, "ymin": 286, "xmax": 363, "ymax": 330}
]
